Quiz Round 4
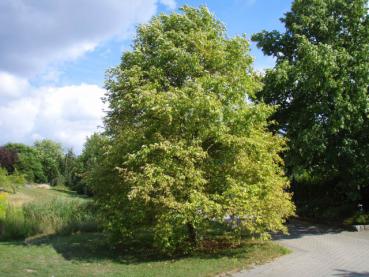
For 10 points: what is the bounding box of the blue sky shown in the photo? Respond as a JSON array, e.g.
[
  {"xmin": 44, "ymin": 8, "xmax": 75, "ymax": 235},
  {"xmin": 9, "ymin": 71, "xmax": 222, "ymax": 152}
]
[
  {"xmin": 0, "ymin": 0, "xmax": 293, "ymax": 152},
  {"xmin": 39, "ymin": 0, "xmax": 293, "ymax": 87}
]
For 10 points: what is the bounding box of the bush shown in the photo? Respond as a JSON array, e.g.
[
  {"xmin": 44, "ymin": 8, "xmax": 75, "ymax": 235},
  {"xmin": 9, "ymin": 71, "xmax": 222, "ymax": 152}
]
[
  {"xmin": 344, "ymin": 213, "xmax": 369, "ymax": 225},
  {"xmin": 0, "ymin": 168, "xmax": 25, "ymax": 194},
  {"xmin": 0, "ymin": 198, "xmax": 99, "ymax": 240},
  {"xmin": 353, "ymin": 214, "xmax": 369, "ymax": 225}
]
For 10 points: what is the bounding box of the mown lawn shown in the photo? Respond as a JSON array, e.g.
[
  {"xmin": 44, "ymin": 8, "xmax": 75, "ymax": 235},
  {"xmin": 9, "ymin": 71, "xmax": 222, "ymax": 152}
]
[
  {"xmin": 0, "ymin": 234, "xmax": 288, "ymax": 277},
  {"xmin": 0, "ymin": 187, "xmax": 290, "ymax": 277}
]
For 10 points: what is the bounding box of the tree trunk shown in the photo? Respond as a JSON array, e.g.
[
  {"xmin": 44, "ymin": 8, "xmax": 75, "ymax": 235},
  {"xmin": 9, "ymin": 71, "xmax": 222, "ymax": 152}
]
[{"xmin": 187, "ymin": 222, "xmax": 197, "ymax": 245}]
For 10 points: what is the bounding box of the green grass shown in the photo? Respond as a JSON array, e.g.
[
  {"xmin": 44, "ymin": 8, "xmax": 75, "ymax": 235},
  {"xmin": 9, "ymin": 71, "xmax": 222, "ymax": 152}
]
[
  {"xmin": 0, "ymin": 187, "xmax": 290, "ymax": 276},
  {"xmin": 0, "ymin": 233, "xmax": 289, "ymax": 277}
]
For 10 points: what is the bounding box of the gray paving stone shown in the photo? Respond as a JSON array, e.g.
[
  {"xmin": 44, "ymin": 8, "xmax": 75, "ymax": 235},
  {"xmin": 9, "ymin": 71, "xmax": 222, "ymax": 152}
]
[{"xmin": 233, "ymin": 220, "xmax": 369, "ymax": 277}]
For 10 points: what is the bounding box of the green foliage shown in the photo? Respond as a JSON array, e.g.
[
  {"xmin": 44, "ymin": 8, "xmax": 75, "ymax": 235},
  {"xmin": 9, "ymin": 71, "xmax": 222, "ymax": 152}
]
[
  {"xmin": 0, "ymin": 168, "xmax": 25, "ymax": 194},
  {"xmin": 5, "ymin": 143, "xmax": 46, "ymax": 183},
  {"xmin": 0, "ymin": 193, "xmax": 6, "ymax": 220},
  {"xmin": 93, "ymin": 6, "xmax": 294, "ymax": 254},
  {"xmin": 252, "ymin": 0, "xmax": 369, "ymax": 205},
  {"xmin": 34, "ymin": 139, "xmax": 64, "ymax": 185},
  {"xmin": 71, "ymin": 133, "xmax": 108, "ymax": 194},
  {"xmin": 0, "ymin": 169, "xmax": 11, "ymax": 192},
  {"xmin": 349, "ymin": 213, "xmax": 369, "ymax": 225},
  {"xmin": 62, "ymin": 149, "xmax": 79, "ymax": 188}
]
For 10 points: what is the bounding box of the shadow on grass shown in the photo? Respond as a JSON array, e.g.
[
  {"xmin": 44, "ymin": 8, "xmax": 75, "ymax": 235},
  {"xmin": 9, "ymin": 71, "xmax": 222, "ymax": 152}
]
[{"xmin": 20, "ymin": 232, "xmax": 273, "ymax": 265}]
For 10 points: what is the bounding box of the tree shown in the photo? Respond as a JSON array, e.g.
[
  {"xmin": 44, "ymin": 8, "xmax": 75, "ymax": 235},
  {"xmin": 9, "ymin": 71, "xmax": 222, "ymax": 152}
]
[
  {"xmin": 252, "ymin": 0, "xmax": 369, "ymax": 208},
  {"xmin": 93, "ymin": 7, "xmax": 294, "ymax": 254},
  {"xmin": 75, "ymin": 133, "xmax": 107, "ymax": 195},
  {"xmin": 0, "ymin": 147, "xmax": 18, "ymax": 173},
  {"xmin": 62, "ymin": 148, "xmax": 79, "ymax": 189},
  {"xmin": 34, "ymin": 140, "xmax": 64, "ymax": 185},
  {"xmin": 5, "ymin": 144, "xmax": 46, "ymax": 183}
]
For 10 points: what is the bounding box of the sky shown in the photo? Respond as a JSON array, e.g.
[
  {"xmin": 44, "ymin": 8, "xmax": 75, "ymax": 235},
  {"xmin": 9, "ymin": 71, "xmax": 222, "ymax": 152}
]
[{"xmin": 0, "ymin": 0, "xmax": 293, "ymax": 153}]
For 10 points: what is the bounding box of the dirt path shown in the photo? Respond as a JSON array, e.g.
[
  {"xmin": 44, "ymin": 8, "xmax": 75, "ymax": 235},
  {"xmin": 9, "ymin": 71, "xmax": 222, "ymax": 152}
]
[{"xmin": 234, "ymin": 220, "xmax": 369, "ymax": 277}]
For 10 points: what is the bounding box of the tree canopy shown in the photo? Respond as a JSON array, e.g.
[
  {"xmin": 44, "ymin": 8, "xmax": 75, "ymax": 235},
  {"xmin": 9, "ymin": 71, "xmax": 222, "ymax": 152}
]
[
  {"xmin": 0, "ymin": 147, "xmax": 17, "ymax": 173},
  {"xmin": 34, "ymin": 139, "xmax": 64, "ymax": 184},
  {"xmin": 252, "ymin": 0, "xmax": 369, "ymax": 205},
  {"xmin": 4, "ymin": 143, "xmax": 46, "ymax": 183},
  {"xmin": 93, "ymin": 6, "xmax": 294, "ymax": 254}
]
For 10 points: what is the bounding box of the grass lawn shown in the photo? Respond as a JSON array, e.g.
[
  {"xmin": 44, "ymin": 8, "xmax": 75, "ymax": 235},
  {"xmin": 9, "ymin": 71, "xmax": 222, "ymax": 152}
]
[
  {"xmin": 0, "ymin": 187, "xmax": 290, "ymax": 277},
  {"xmin": 0, "ymin": 234, "xmax": 288, "ymax": 277}
]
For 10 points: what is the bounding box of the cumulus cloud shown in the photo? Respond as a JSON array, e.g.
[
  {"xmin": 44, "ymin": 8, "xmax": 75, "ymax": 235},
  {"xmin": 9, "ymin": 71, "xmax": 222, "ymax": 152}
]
[
  {"xmin": 0, "ymin": 72, "xmax": 30, "ymax": 99},
  {"xmin": 0, "ymin": 82, "xmax": 106, "ymax": 152},
  {"xmin": 0, "ymin": 0, "xmax": 175, "ymax": 77},
  {"xmin": 0, "ymin": 0, "xmax": 177, "ymax": 152}
]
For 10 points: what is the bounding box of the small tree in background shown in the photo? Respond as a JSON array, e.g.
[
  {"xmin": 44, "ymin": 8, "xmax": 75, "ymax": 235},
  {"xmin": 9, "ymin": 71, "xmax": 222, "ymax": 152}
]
[
  {"xmin": 5, "ymin": 143, "xmax": 46, "ymax": 183},
  {"xmin": 93, "ymin": 7, "xmax": 294, "ymax": 254},
  {"xmin": 62, "ymin": 148, "xmax": 79, "ymax": 188},
  {"xmin": 0, "ymin": 147, "xmax": 18, "ymax": 173},
  {"xmin": 76, "ymin": 133, "xmax": 107, "ymax": 195},
  {"xmin": 34, "ymin": 140, "xmax": 64, "ymax": 185}
]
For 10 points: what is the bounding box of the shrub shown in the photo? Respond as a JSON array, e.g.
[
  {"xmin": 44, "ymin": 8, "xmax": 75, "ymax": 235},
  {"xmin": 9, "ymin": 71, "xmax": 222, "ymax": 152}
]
[
  {"xmin": 344, "ymin": 212, "xmax": 369, "ymax": 225},
  {"xmin": 0, "ymin": 168, "xmax": 25, "ymax": 194}
]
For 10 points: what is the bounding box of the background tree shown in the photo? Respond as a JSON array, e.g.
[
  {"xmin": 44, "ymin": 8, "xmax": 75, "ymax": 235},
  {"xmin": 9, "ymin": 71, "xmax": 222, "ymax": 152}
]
[
  {"xmin": 74, "ymin": 133, "xmax": 107, "ymax": 195},
  {"xmin": 252, "ymin": 0, "xmax": 369, "ymax": 214},
  {"xmin": 62, "ymin": 149, "xmax": 79, "ymax": 189},
  {"xmin": 0, "ymin": 147, "xmax": 18, "ymax": 173},
  {"xmin": 93, "ymin": 6, "xmax": 294, "ymax": 254},
  {"xmin": 34, "ymin": 140, "xmax": 64, "ymax": 185},
  {"xmin": 4, "ymin": 144, "xmax": 46, "ymax": 183}
]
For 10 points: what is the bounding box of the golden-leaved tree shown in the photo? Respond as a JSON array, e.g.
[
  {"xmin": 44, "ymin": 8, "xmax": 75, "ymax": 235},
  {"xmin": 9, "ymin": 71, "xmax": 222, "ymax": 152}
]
[{"xmin": 92, "ymin": 6, "xmax": 294, "ymax": 254}]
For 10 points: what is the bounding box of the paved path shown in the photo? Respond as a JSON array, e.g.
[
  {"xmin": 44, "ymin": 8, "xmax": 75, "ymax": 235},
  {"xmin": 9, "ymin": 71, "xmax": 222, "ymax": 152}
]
[{"xmin": 234, "ymin": 220, "xmax": 369, "ymax": 277}]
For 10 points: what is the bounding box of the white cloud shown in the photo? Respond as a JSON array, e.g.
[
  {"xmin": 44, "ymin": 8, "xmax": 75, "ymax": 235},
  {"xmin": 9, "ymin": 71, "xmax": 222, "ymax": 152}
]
[
  {"xmin": 0, "ymin": 72, "xmax": 30, "ymax": 99},
  {"xmin": 0, "ymin": 0, "xmax": 177, "ymax": 152},
  {"xmin": 0, "ymin": 0, "xmax": 175, "ymax": 78},
  {"xmin": 0, "ymin": 81, "xmax": 106, "ymax": 152}
]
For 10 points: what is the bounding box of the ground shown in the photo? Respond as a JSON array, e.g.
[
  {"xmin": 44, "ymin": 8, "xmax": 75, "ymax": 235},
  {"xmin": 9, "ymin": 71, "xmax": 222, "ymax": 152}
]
[
  {"xmin": 0, "ymin": 186, "xmax": 288, "ymax": 277},
  {"xmin": 234, "ymin": 220, "xmax": 369, "ymax": 277}
]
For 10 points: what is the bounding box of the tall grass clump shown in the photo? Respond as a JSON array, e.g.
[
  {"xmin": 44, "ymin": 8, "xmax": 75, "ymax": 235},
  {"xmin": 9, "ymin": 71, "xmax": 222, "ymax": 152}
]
[
  {"xmin": 0, "ymin": 168, "xmax": 26, "ymax": 194},
  {"xmin": 0, "ymin": 198, "xmax": 99, "ymax": 240},
  {"xmin": 0, "ymin": 192, "xmax": 7, "ymax": 236}
]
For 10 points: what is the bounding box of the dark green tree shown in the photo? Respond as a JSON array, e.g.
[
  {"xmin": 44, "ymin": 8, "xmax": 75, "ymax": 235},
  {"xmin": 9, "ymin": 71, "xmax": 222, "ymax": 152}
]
[
  {"xmin": 4, "ymin": 143, "xmax": 46, "ymax": 183},
  {"xmin": 252, "ymin": 0, "xmax": 369, "ymax": 208},
  {"xmin": 67, "ymin": 133, "xmax": 107, "ymax": 194},
  {"xmin": 62, "ymin": 148, "xmax": 79, "ymax": 188}
]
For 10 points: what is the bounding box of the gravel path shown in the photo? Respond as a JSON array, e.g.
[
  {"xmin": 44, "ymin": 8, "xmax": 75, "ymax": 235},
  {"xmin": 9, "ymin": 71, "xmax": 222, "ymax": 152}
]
[{"xmin": 234, "ymin": 220, "xmax": 369, "ymax": 277}]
